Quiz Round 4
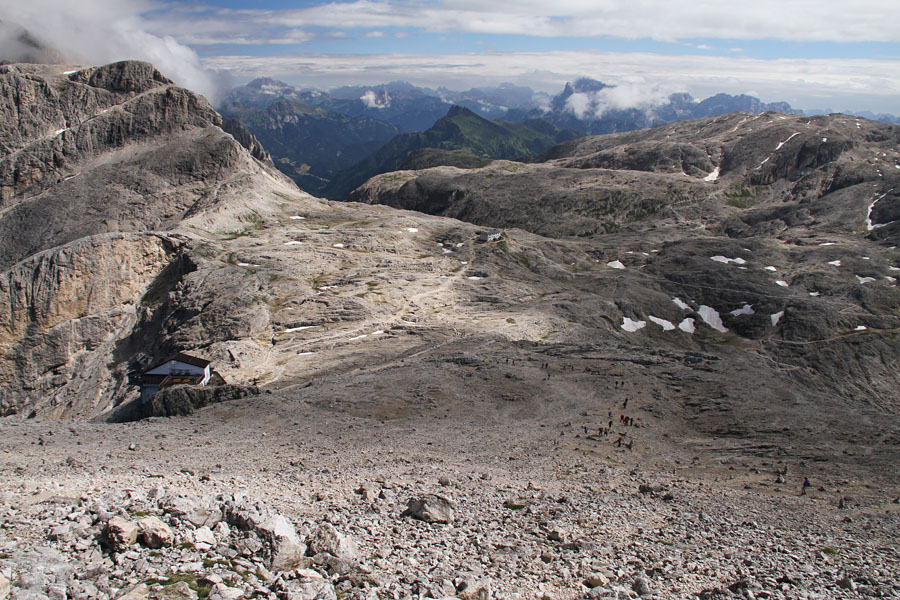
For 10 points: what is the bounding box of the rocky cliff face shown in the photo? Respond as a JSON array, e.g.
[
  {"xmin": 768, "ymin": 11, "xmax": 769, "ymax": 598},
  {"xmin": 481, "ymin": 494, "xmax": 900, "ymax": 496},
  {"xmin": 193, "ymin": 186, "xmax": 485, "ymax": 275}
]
[{"xmin": 0, "ymin": 61, "xmax": 307, "ymax": 417}]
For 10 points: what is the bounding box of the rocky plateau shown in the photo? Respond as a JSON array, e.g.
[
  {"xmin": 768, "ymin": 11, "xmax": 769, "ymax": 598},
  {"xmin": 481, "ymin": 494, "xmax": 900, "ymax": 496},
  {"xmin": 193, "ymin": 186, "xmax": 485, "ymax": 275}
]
[{"xmin": 0, "ymin": 61, "xmax": 898, "ymax": 600}]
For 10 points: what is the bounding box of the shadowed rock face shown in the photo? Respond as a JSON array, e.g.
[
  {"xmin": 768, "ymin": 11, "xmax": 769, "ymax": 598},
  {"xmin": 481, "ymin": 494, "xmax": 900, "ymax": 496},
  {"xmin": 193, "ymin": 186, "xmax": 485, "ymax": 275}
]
[{"xmin": 0, "ymin": 61, "xmax": 302, "ymax": 417}]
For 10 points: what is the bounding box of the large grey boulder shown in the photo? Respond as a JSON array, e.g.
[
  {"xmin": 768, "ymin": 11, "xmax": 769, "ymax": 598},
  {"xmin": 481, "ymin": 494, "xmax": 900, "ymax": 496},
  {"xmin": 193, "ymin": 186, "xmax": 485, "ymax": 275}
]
[
  {"xmin": 401, "ymin": 495, "xmax": 455, "ymax": 524},
  {"xmin": 104, "ymin": 517, "xmax": 138, "ymax": 551},
  {"xmin": 306, "ymin": 523, "xmax": 359, "ymax": 562},
  {"xmin": 256, "ymin": 515, "xmax": 307, "ymax": 572},
  {"xmin": 137, "ymin": 516, "xmax": 173, "ymax": 549},
  {"xmin": 273, "ymin": 575, "xmax": 337, "ymax": 600}
]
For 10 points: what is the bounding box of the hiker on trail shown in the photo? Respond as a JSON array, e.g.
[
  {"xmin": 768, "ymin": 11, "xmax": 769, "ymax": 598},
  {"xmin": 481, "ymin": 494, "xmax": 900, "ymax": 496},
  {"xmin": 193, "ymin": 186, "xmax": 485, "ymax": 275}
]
[
  {"xmin": 623, "ymin": 398, "xmax": 628, "ymax": 408},
  {"xmin": 801, "ymin": 477, "xmax": 811, "ymax": 495},
  {"xmin": 608, "ymin": 420, "xmax": 613, "ymax": 429},
  {"xmin": 615, "ymin": 437, "xmax": 623, "ymax": 447}
]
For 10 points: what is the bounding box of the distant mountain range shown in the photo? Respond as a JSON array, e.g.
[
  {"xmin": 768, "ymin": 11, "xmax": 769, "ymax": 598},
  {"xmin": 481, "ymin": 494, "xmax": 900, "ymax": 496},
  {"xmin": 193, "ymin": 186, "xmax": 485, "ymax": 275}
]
[{"xmin": 221, "ymin": 77, "xmax": 900, "ymax": 198}]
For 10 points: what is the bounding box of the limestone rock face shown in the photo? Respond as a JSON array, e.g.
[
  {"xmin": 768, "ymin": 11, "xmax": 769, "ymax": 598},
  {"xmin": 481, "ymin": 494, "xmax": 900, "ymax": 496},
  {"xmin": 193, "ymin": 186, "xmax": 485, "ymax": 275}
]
[
  {"xmin": 222, "ymin": 117, "xmax": 272, "ymax": 164},
  {"xmin": 0, "ymin": 234, "xmax": 178, "ymax": 418},
  {"xmin": 0, "ymin": 60, "xmax": 304, "ymax": 418}
]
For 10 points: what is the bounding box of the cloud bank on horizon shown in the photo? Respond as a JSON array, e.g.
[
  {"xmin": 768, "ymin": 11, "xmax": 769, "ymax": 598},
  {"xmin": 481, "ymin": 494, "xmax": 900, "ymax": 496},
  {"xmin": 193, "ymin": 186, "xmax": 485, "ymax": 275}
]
[{"xmin": 2, "ymin": 0, "xmax": 899, "ymax": 114}]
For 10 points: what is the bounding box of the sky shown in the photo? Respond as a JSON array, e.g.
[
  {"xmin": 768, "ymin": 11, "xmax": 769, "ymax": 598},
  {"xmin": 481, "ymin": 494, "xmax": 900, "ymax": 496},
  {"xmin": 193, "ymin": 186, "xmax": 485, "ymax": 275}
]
[{"xmin": 3, "ymin": 0, "xmax": 900, "ymax": 114}]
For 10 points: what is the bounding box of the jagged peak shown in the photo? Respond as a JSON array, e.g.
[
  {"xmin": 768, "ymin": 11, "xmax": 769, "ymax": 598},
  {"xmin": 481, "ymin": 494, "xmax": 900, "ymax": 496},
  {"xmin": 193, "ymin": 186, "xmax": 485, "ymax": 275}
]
[{"xmin": 68, "ymin": 60, "xmax": 173, "ymax": 94}]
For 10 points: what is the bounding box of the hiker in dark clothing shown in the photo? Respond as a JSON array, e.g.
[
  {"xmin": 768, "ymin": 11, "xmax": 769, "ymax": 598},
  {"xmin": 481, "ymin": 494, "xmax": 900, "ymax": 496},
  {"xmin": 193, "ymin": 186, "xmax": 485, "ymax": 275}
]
[{"xmin": 801, "ymin": 477, "xmax": 811, "ymax": 495}]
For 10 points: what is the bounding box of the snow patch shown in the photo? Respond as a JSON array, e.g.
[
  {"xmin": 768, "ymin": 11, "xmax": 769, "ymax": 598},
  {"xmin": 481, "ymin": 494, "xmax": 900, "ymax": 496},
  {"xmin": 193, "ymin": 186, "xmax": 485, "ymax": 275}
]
[
  {"xmin": 284, "ymin": 241, "xmax": 302, "ymax": 246},
  {"xmin": 648, "ymin": 316, "xmax": 675, "ymax": 331},
  {"xmin": 710, "ymin": 256, "xmax": 746, "ymax": 265},
  {"xmin": 607, "ymin": 260, "xmax": 626, "ymax": 270},
  {"xmin": 698, "ymin": 305, "xmax": 727, "ymax": 333},
  {"xmin": 297, "ymin": 352, "xmax": 315, "ymax": 356},
  {"xmin": 406, "ymin": 228, "xmax": 419, "ymax": 233},
  {"xmin": 456, "ymin": 243, "xmax": 464, "ymax": 248},
  {"xmin": 678, "ymin": 318, "xmax": 696, "ymax": 333},
  {"xmin": 467, "ymin": 276, "xmax": 483, "ymax": 280},
  {"xmin": 54, "ymin": 128, "xmax": 67, "ymax": 136},
  {"xmin": 730, "ymin": 304, "xmax": 755, "ymax": 316},
  {"xmin": 856, "ymin": 275, "xmax": 876, "ymax": 284},
  {"xmin": 865, "ymin": 192, "xmax": 897, "ymax": 230},
  {"xmin": 775, "ymin": 280, "xmax": 789, "ymax": 287},
  {"xmin": 764, "ymin": 266, "xmax": 777, "ymax": 272},
  {"xmin": 818, "ymin": 242, "xmax": 836, "ymax": 246},
  {"xmin": 703, "ymin": 166, "xmax": 720, "ymax": 182},
  {"xmin": 284, "ymin": 325, "xmax": 316, "ymax": 333},
  {"xmin": 333, "ymin": 243, "xmax": 344, "ymax": 248},
  {"xmin": 621, "ymin": 317, "xmax": 646, "ymax": 332},
  {"xmin": 775, "ymin": 132, "xmax": 800, "ymax": 150},
  {"xmin": 854, "ymin": 325, "xmax": 867, "ymax": 331},
  {"xmin": 809, "ymin": 292, "xmax": 821, "ymax": 297},
  {"xmin": 289, "ymin": 216, "xmax": 306, "ymax": 220},
  {"xmin": 827, "ymin": 260, "xmax": 841, "ymax": 266},
  {"xmin": 822, "ymin": 137, "xmax": 827, "ymax": 142},
  {"xmin": 770, "ymin": 311, "xmax": 784, "ymax": 326},
  {"xmin": 672, "ymin": 297, "xmax": 690, "ymax": 311},
  {"xmin": 348, "ymin": 334, "xmax": 368, "ymax": 341}
]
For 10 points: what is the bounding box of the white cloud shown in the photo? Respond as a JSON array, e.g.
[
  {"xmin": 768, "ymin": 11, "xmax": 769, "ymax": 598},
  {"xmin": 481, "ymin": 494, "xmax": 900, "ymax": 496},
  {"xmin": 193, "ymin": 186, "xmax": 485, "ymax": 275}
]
[
  {"xmin": 168, "ymin": 0, "xmax": 900, "ymax": 44},
  {"xmin": 2, "ymin": 0, "xmax": 223, "ymax": 103},
  {"xmin": 565, "ymin": 93, "xmax": 592, "ymax": 118}
]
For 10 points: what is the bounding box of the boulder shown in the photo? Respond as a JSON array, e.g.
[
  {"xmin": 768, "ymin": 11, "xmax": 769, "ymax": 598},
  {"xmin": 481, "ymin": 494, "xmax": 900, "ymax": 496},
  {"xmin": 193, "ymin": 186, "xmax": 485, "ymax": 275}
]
[
  {"xmin": 273, "ymin": 574, "xmax": 337, "ymax": 600},
  {"xmin": 0, "ymin": 573, "xmax": 10, "ymax": 600},
  {"xmin": 632, "ymin": 577, "xmax": 652, "ymax": 596},
  {"xmin": 208, "ymin": 583, "xmax": 243, "ymax": 600},
  {"xmin": 256, "ymin": 515, "xmax": 306, "ymax": 571},
  {"xmin": 306, "ymin": 523, "xmax": 359, "ymax": 562},
  {"xmin": 105, "ymin": 517, "xmax": 138, "ymax": 551},
  {"xmin": 116, "ymin": 583, "xmax": 149, "ymax": 600},
  {"xmin": 401, "ymin": 495, "xmax": 454, "ymax": 524},
  {"xmin": 193, "ymin": 526, "xmax": 216, "ymax": 548},
  {"xmin": 148, "ymin": 581, "xmax": 197, "ymax": 600},
  {"xmin": 137, "ymin": 516, "xmax": 174, "ymax": 549}
]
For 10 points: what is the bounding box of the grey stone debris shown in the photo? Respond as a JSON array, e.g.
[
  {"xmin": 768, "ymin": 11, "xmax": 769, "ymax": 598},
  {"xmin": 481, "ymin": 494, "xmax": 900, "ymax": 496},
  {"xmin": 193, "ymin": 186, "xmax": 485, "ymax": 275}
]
[{"xmin": 631, "ymin": 576, "xmax": 652, "ymax": 596}]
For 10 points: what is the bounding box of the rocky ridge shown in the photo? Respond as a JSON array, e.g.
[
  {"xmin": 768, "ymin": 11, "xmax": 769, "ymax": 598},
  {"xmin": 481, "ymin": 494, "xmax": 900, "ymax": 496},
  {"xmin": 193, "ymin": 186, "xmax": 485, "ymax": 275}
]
[{"xmin": 0, "ymin": 60, "xmax": 306, "ymax": 417}]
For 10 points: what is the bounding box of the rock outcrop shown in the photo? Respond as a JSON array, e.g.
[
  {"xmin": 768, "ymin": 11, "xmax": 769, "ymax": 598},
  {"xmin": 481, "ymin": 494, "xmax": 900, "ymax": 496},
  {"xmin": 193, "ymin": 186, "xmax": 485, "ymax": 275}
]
[{"xmin": 0, "ymin": 61, "xmax": 307, "ymax": 417}]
